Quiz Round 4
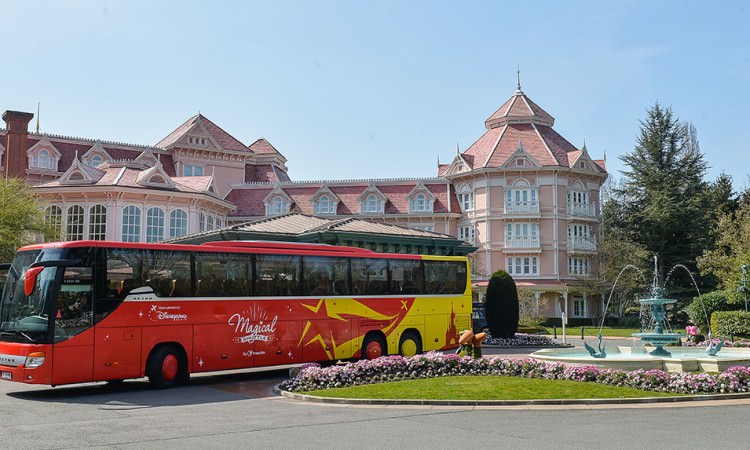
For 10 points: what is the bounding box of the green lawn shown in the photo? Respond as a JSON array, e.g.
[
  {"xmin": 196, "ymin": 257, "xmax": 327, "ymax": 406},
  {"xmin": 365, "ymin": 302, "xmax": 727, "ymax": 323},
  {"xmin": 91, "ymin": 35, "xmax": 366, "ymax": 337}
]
[
  {"xmin": 308, "ymin": 376, "xmax": 678, "ymax": 400},
  {"xmin": 544, "ymin": 326, "xmax": 641, "ymax": 338}
]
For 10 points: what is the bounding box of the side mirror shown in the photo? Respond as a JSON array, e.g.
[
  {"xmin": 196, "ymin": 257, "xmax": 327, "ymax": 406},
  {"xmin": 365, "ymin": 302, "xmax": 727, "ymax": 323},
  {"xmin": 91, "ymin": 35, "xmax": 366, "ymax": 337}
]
[{"xmin": 24, "ymin": 267, "xmax": 44, "ymax": 296}]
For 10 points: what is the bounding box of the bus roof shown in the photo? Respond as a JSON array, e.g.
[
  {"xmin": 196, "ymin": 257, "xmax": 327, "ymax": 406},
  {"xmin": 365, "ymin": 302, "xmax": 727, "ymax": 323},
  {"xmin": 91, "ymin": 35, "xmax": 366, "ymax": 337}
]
[{"xmin": 16, "ymin": 240, "xmax": 434, "ymax": 260}]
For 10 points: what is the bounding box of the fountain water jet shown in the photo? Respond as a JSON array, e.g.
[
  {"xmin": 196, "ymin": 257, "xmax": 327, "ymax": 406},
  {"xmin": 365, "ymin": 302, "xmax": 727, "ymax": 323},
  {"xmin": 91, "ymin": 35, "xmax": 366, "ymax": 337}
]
[{"xmin": 530, "ymin": 256, "xmax": 749, "ymax": 372}]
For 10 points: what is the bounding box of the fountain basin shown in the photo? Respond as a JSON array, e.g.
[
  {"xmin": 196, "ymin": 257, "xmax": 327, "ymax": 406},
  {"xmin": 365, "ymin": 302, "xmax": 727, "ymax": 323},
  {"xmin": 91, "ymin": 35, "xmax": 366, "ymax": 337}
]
[{"xmin": 529, "ymin": 346, "xmax": 750, "ymax": 373}]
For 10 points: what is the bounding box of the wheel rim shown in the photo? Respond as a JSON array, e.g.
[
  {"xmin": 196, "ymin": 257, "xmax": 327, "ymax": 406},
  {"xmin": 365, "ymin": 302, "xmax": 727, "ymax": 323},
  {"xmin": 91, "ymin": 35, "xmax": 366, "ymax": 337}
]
[
  {"xmin": 400, "ymin": 339, "xmax": 418, "ymax": 357},
  {"xmin": 161, "ymin": 354, "xmax": 179, "ymax": 382},
  {"xmin": 365, "ymin": 340, "xmax": 383, "ymax": 359}
]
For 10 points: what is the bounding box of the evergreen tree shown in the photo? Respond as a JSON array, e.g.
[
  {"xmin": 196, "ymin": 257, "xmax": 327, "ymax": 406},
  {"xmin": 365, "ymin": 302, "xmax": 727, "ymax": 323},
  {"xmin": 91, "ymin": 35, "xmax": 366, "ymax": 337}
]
[
  {"xmin": 614, "ymin": 103, "xmax": 709, "ymax": 282},
  {"xmin": 485, "ymin": 270, "xmax": 519, "ymax": 338}
]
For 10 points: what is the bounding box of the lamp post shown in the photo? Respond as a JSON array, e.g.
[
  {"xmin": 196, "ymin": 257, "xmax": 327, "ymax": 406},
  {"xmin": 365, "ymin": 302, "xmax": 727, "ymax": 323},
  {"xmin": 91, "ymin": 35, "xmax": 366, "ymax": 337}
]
[{"xmin": 742, "ymin": 264, "xmax": 748, "ymax": 312}]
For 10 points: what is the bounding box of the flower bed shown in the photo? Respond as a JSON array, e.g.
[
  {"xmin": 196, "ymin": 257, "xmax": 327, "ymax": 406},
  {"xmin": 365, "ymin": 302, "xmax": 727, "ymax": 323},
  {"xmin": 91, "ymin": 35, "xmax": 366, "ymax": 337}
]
[
  {"xmin": 278, "ymin": 351, "xmax": 750, "ymax": 395},
  {"xmin": 483, "ymin": 332, "xmax": 564, "ymax": 347}
]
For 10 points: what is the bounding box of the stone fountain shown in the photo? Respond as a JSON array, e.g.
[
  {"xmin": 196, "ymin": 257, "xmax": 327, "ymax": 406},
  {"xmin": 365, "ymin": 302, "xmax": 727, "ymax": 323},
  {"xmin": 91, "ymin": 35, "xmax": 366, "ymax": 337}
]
[{"xmin": 530, "ymin": 257, "xmax": 750, "ymax": 372}]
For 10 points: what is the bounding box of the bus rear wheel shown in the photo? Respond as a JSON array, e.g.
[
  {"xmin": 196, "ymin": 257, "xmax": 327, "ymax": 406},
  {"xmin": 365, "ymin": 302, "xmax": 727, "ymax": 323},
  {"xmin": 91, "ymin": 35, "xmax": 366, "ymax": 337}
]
[
  {"xmin": 147, "ymin": 345, "xmax": 188, "ymax": 389},
  {"xmin": 399, "ymin": 332, "xmax": 422, "ymax": 357},
  {"xmin": 362, "ymin": 334, "xmax": 387, "ymax": 360}
]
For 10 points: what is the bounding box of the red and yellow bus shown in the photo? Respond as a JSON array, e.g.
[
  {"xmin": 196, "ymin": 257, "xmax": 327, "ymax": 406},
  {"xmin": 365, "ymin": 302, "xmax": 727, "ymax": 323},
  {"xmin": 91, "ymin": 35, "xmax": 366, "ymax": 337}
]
[{"xmin": 0, "ymin": 240, "xmax": 471, "ymax": 388}]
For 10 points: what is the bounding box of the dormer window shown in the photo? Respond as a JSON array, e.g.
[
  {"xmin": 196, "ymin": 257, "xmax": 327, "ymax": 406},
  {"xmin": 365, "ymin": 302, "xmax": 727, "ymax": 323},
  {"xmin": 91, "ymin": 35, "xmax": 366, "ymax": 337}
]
[
  {"xmin": 188, "ymin": 136, "xmax": 208, "ymax": 147},
  {"xmin": 516, "ymin": 159, "xmax": 526, "ymax": 167},
  {"xmin": 183, "ymin": 164, "xmax": 204, "ymax": 176},
  {"xmin": 363, "ymin": 194, "xmax": 381, "ymax": 213},
  {"xmin": 89, "ymin": 155, "xmax": 103, "ymax": 167},
  {"xmin": 267, "ymin": 196, "xmax": 287, "ymax": 216},
  {"xmin": 314, "ymin": 195, "xmax": 336, "ymax": 215},
  {"xmin": 32, "ymin": 149, "xmax": 55, "ymax": 170},
  {"xmin": 409, "ymin": 193, "xmax": 432, "ymax": 212},
  {"xmin": 579, "ymin": 161, "xmax": 586, "ymax": 169}
]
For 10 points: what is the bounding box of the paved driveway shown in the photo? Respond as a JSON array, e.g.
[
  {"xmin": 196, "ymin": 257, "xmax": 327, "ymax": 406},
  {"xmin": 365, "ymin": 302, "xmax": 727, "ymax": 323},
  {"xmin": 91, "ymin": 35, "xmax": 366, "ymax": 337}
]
[{"xmin": 4, "ymin": 357, "xmax": 750, "ymax": 449}]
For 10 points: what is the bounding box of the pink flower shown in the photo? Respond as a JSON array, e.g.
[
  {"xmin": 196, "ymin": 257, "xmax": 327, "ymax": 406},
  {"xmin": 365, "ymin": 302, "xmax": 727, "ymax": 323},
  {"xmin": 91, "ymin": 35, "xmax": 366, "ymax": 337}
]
[{"xmin": 686, "ymin": 325, "xmax": 698, "ymax": 336}]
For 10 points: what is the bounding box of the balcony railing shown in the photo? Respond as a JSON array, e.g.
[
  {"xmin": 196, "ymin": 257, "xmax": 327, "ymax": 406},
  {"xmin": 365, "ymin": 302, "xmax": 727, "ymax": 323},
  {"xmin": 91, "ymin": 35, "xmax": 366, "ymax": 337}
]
[
  {"xmin": 567, "ymin": 202, "xmax": 597, "ymax": 217},
  {"xmin": 567, "ymin": 236, "xmax": 597, "ymax": 251},
  {"xmin": 505, "ymin": 236, "xmax": 540, "ymax": 248},
  {"xmin": 504, "ymin": 201, "xmax": 539, "ymax": 214}
]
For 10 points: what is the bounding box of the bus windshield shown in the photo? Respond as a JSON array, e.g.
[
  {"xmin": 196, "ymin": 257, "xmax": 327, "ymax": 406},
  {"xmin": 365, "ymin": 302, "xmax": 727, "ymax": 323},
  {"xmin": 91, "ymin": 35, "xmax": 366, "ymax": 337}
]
[{"xmin": 0, "ymin": 249, "xmax": 61, "ymax": 343}]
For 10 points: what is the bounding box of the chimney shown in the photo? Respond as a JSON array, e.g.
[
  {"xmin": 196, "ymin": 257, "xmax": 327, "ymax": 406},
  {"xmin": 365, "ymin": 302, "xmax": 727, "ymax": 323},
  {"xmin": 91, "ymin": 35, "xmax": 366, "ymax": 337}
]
[{"xmin": 2, "ymin": 110, "xmax": 34, "ymax": 179}]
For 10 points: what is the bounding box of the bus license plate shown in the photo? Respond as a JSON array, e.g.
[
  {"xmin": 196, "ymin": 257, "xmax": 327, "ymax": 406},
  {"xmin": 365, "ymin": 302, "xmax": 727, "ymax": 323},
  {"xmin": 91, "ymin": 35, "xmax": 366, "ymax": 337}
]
[{"xmin": 1, "ymin": 371, "xmax": 11, "ymax": 380}]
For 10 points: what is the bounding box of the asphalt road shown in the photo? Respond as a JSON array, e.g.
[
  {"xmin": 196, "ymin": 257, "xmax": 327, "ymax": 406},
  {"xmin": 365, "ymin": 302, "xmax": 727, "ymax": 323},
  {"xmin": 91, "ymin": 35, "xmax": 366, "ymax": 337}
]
[{"xmin": 3, "ymin": 347, "xmax": 749, "ymax": 449}]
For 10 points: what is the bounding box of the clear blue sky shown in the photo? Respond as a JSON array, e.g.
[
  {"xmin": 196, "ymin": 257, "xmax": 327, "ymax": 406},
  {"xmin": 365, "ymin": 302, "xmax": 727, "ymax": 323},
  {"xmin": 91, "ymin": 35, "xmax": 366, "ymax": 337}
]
[{"xmin": 2, "ymin": 1, "xmax": 749, "ymax": 190}]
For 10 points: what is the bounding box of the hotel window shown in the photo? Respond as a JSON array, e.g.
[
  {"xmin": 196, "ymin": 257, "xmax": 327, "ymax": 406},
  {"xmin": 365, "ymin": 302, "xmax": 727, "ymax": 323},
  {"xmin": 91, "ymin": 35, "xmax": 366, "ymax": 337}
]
[
  {"xmin": 573, "ymin": 297, "xmax": 585, "ymax": 317},
  {"xmin": 169, "ymin": 209, "xmax": 188, "ymax": 238},
  {"xmin": 32, "ymin": 149, "xmax": 56, "ymax": 170},
  {"xmin": 65, "ymin": 205, "xmax": 85, "ymax": 241},
  {"xmin": 207, "ymin": 215, "xmax": 214, "ymax": 231},
  {"xmin": 88, "ymin": 205, "xmax": 107, "ymax": 240},
  {"xmin": 88, "ymin": 155, "xmax": 103, "ymax": 167},
  {"xmin": 183, "ymin": 164, "xmax": 205, "ymax": 176},
  {"xmin": 410, "ymin": 224, "xmax": 434, "ymax": 232},
  {"xmin": 568, "ymin": 257, "xmax": 590, "ymax": 276},
  {"xmin": 506, "ymin": 256, "xmax": 538, "ymax": 276},
  {"xmin": 199, "ymin": 212, "xmax": 206, "ymax": 232},
  {"xmin": 568, "ymin": 223, "xmax": 591, "ymax": 238},
  {"xmin": 410, "ymin": 193, "xmax": 430, "ymax": 212},
  {"xmin": 458, "ymin": 185, "xmax": 474, "ymax": 212},
  {"xmin": 45, "ymin": 205, "xmax": 63, "ymax": 238},
  {"xmin": 362, "ymin": 194, "xmax": 381, "ymax": 213},
  {"xmin": 146, "ymin": 207, "xmax": 165, "ymax": 243},
  {"xmin": 315, "ymin": 195, "xmax": 336, "ymax": 215},
  {"xmin": 122, "ymin": 206, "xmax": 142, "ymax": 242},
  {"xmin": 267, "ymin": 196, "xmax": 286, "ymax": 216},
  {"xmin": 188, "ymin": 136, "xmax": 208, "ymax": 147},
  {"xmin": 458, "ymin": 225, "xmax": 475, "ymax": 243},
  {"xmin": 505, "ymin": 222, "xmax": 539, "ymax": 242}
]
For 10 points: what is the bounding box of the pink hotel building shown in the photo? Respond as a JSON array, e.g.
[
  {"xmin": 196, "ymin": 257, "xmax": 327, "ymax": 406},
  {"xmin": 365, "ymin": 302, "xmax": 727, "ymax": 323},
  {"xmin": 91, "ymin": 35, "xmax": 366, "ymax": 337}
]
[{"xmin": 1, "ymin": 85, "xmax": 607, "ymax": 321}]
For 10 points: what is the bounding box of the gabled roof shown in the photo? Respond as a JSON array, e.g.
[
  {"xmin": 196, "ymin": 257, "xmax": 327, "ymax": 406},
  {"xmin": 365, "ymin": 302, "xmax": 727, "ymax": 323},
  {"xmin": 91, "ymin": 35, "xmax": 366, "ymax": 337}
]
[
  {"xmin": 155, "ymin": 114, "xmax": 249, "ymax": 153},
  {"xmin": 248, "ymin": 138, "xmax": 282, "ymax": 155}
]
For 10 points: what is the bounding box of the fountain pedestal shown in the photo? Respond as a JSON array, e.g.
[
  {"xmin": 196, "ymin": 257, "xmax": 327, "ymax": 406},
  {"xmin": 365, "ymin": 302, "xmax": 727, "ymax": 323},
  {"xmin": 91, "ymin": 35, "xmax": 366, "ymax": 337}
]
[{"xmin": 631, "ymin": 287, "xmax": 682, "ymax": 356}]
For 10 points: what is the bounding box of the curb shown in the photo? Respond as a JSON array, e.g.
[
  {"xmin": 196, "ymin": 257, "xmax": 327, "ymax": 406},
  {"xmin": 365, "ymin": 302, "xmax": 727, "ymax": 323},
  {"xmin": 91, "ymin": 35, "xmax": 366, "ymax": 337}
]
[{"xmin": 273, "ymin": 385, "xmax": 750, "ymax": 406}]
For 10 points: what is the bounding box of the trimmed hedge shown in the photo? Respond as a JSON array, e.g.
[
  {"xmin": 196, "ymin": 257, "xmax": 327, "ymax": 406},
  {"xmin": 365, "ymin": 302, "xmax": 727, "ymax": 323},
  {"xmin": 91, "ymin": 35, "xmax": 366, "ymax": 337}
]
[
  {"xmin": 711, "ymin": 310, "xmax": 750, "ymax": 337},
  {"xmin": 485, "ymin": 270, "xmax": 519, "ymax": 338}
]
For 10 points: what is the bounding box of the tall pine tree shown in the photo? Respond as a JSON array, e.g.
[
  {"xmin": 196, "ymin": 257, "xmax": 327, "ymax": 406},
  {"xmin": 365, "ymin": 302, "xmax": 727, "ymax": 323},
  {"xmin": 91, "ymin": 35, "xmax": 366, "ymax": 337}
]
[{"xmin": 613, "ymin": 103, "xmax": 709, "ymax": 283}]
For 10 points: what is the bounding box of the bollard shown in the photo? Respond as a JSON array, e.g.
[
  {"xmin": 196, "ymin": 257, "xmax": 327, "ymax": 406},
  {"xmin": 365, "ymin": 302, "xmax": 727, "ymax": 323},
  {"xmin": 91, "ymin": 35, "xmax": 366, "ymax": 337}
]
[
  {"xmin": 581, "ymin": 326, "xmax": 585, "ymax": 340},
  {"xmin": 553, "ymin": 325, "xmax": 557, "ymax": 339}
]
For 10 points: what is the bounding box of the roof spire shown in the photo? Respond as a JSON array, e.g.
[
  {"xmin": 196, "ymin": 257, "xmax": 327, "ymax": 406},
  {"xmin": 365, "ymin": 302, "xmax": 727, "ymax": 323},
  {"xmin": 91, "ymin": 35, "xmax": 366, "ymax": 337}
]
[
  {"xmin": 516, "ymin": 65, "xmax": 523, "ymax": 93},
  {"xmin": 456, "ymin": 142, "xmax": 460, "ymax": 155},
  {"xmin": 582, "ymin": 138, "xmax": 588, "ymax": 153},
  {"xmin": 35, "ymin": 102, "xmax": 40, "ymax": 134}
]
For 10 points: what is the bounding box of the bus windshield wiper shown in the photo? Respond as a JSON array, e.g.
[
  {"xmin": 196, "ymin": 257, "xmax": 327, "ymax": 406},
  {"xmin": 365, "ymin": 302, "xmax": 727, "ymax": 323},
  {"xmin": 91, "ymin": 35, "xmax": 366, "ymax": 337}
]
[{"xmin": 0, "ymin": 329, "xmax": 35, "ymax": 342}]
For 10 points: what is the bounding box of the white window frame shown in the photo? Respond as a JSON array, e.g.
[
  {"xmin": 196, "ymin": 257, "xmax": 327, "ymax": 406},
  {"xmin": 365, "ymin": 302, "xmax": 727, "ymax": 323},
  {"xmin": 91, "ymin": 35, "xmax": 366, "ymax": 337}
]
[
  {"xmin": 458, "ymin": 185, "xmax": 474, "ymax": 212},
  {"xmin": 183, "ymin": 164, "xmax": 205, "ymax": 177},
  {"xmin": 362, "ymin": 194, "xmax": 381, "ymax": 213},
  {"xmin": 122, "ymin": 205, "xmax": 142, "ymax": 242},
  {"xmin": 146, "ymin": 207, "xmax": 165, "ymax": 243},
  {"xmin": 315, "ymin": 195, "xmax": 335, "ymax": 215},
  {"xmin": 169, "ymin": 209, "xmax": 188, "ymax": 238},
  {"xmin": 65, "ymin": 205, "xmax": 85, "ymax": 241},
  {"xmin": 88, "ymin": 205, "xmax": 107, "ymax": 240},
  {"xmin": 506, "ymin": 256, "xmax": 539, "ymax": 276}
]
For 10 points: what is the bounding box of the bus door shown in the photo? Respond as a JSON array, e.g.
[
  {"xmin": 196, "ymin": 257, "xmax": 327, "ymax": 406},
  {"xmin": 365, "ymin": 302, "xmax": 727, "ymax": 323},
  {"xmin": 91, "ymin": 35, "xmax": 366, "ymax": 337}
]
[{"xmin": 52, "ymin": 266, "xmax": 95, "ymax": 385}]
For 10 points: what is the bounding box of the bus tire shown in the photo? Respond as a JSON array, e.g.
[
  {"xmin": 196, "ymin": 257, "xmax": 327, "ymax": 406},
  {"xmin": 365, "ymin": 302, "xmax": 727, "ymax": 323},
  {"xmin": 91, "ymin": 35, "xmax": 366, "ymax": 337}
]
[
  {"xmin": 147, "ymin": 345, "xmax": 188, "ymax": 389},
  {"xmin": 399, "ymin": 331, "xmax": 422, "ymax": 357},
  {"xmin": 362, "ymin": 333, "xmax": 387, "ymax": 360}
]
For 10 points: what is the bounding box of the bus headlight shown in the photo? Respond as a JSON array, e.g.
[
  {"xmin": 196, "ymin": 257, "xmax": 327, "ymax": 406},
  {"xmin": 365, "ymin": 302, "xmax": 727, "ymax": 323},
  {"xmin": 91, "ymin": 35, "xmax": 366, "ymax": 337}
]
[{"xmin": 25, "ymin": 352, "xmax": 46, "ymax": 368}]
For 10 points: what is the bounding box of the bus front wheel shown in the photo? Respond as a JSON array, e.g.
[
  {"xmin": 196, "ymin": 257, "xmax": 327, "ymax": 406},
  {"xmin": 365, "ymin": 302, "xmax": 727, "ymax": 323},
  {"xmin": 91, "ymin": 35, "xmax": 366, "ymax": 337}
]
[
  {"xmin": 362, "ymin": 334, "xmax": 387, "ymax": 360},
  {"xmin": 147, "ymin": 345, "xmax": 188, "ymax": 389},
  {"xmin": 399, "ymin": 331, "xmax": 422, "ymax": 357}
]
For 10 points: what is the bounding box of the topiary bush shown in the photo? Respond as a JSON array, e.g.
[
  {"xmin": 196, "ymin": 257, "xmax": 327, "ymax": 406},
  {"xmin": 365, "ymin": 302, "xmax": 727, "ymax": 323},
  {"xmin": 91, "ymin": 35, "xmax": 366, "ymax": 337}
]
[
  {"xmin": 711, "ymin": 310, "xmax": 750, "ymax": 338},
  {"xmin": 485, "ymin": 270, "xmax": 519, "ymax": 338}
]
